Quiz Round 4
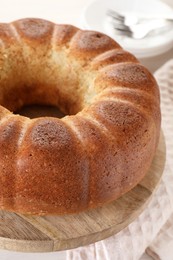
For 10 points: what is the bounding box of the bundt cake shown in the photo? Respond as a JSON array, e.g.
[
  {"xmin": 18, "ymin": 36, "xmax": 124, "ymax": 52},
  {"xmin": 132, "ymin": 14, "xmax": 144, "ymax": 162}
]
[{"xmin": 0, "ymin": 18, "xmax": 161, "ymax": 215}]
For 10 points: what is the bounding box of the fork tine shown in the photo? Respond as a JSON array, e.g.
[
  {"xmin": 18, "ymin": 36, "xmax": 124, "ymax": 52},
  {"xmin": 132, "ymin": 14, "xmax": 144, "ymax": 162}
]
[
  {"xmin": 112, "ymin": 27, "xmax": 133, "ymax": 37},
  {"xmin": 107, "ymin": 9, "xmax": 125, "ymax": 21},
  {"xmin": 111, "ymin": 20, "xmax": 133, "ymax": 37},
  {"xmin": 110, "ymin": 20, "xmax": 132, "ymax": 32}
]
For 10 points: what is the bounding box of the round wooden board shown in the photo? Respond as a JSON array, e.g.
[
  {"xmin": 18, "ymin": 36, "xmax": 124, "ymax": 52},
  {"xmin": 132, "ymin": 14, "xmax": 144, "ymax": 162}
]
[{"xmin": 0, "ymin": 132, "xmax": 165, "ymax": 253}]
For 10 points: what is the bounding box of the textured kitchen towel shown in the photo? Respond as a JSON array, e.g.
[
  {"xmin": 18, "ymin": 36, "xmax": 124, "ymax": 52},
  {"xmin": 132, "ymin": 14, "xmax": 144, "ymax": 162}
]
[
  {"xmin": 66, "ymin": 59, "xmax": 173, "ymax": 260},
  {"xmin": 145, "ymin": 60, "xmax": 173, "ymax": 260}
]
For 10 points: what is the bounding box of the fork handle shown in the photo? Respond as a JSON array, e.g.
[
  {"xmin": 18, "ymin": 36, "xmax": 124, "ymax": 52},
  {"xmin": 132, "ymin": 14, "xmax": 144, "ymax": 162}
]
[{"xmin": 123, "ymin": 12, "xmax": 173, "ymax": 21}]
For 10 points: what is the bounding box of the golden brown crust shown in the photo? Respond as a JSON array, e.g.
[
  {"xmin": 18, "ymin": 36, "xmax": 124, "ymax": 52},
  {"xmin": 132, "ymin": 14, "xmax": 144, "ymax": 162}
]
[
  {"xmin": 0, "ymin": 24, "xmax": 15, "ymax": 42},
  {"xmin": 91, "ymin": 49, "xmax": 139, "ymax": 69},
  {"xmin": 13, "ymin": 18, "xmax": 54, "ymax": 43},
  {"xmin": 13, "ymin": 118, "xmax": 89, "ymax": 214},
  {"xmin": 0, "ymin": 18, "xmax": 161, "ymax": 215},
  {"xmin": 94, "ymin": 63, "xmax": 160, "ymax": 97},
  {"xmin": 69, "ymin": 30, "xmax": 121, "ymax": 60},
  {"xmin": 0, "ymin": 116, "xmax": 25, "ymax": 209},
  {"xmin": 53, "ymin": 24, "xmax": 78, "ymax": 46}
]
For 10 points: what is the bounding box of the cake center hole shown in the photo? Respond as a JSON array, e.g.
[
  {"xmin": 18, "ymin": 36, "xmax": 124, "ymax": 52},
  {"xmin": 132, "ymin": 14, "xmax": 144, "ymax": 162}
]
[{"xmin": 15, "ymin": 104, "xmax": 65, "ymax": 119}]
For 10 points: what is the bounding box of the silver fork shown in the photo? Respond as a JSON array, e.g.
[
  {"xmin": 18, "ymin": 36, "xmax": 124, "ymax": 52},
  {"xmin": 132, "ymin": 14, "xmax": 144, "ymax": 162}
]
[
  {"xmin": 107, "ymin": 9, "xmax": 173, "ymax": 39},
  {"xmin": 107, "ymin": 9, "xmax": 173, "ymax": 24}
]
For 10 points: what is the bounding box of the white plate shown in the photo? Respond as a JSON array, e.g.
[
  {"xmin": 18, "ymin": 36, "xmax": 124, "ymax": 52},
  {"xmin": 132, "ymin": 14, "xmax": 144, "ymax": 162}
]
[{"xmin": 81, "ymin": 0, "xmax": 173, "ymax": 58}]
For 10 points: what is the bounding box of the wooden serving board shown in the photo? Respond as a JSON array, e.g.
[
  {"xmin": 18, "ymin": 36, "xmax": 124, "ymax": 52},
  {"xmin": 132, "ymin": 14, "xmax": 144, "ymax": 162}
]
[{"xmin": 0, "ymin": 131, "xmax": 165, "ymax": 253}]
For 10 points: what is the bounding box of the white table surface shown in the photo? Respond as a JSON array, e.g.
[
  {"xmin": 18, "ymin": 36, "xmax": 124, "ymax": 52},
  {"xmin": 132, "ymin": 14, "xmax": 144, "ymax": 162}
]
[{"xmin": 0, "ymin": 0, "xmax": 172, "ymax": 259}]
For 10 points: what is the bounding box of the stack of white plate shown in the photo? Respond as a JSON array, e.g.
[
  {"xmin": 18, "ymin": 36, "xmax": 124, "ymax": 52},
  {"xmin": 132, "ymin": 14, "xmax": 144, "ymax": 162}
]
[{"xmin": 81, "ymin": 0, "xmax": 173, "ymax": 58}]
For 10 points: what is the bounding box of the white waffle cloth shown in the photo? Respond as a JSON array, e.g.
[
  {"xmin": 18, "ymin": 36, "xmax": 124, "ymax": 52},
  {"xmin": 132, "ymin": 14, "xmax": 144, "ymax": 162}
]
[{"xmin": 67, "ymin": 59, "xmax": 173, "ymax": 260}]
